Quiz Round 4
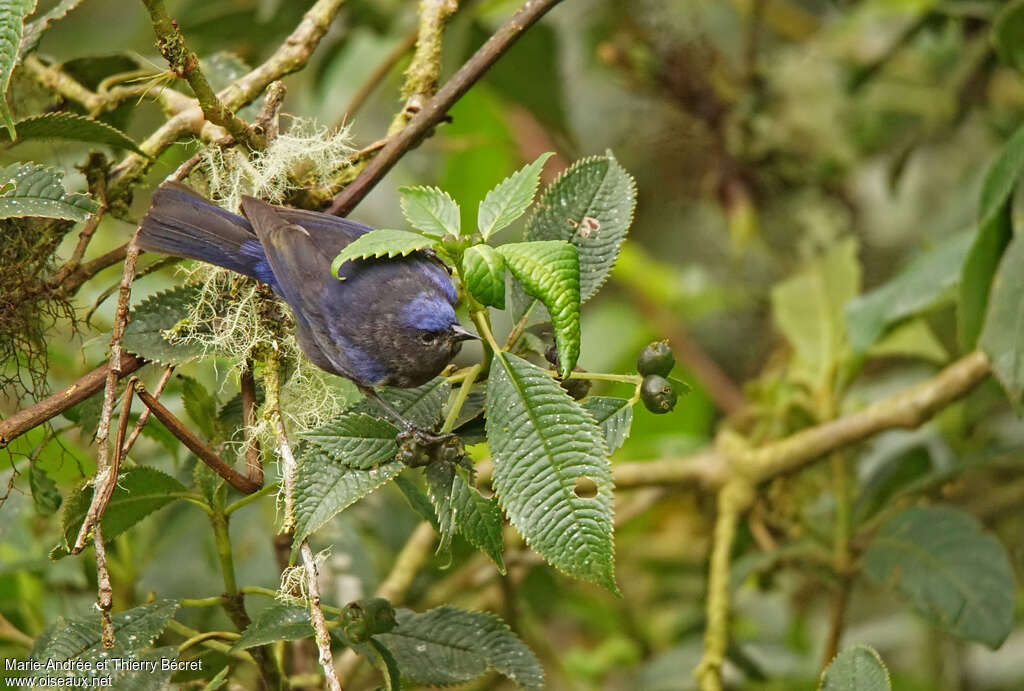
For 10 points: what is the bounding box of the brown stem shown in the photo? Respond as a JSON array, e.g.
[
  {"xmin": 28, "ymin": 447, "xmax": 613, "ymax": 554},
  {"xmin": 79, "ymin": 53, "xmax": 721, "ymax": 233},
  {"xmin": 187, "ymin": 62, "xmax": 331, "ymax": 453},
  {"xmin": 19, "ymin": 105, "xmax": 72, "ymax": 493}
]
[
  {"xmin": 136, "ymin": 388, "xmax": 262, "ymax": 494},
  {"xmin": 822, "ymin": 577, "xmax": 852, "ymax": 667},
  {"xmin": 121, "ymin": 365, "xmax": 174, "ymax": 458},
  {"xmin": 0, "ymin": 353, "xmax": 145, "ymax": 449},
  {"xmin": 93, "ymin": 524, "xmax": 117, "ymax": 649},
  {"xmin": 58, "ymin": 242, "xmax": 131, "ymax": 297},
  {"xmin": 327, "ymin": 0, "xmax": 565, "ymax": 216}
]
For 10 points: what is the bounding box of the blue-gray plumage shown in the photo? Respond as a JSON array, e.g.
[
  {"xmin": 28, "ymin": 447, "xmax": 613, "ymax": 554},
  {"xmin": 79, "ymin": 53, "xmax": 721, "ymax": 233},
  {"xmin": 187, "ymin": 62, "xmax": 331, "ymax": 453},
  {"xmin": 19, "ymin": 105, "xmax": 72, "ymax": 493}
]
[{"xmin": 137, "ymin": 181, "xmax": 476, "ymax": 393}]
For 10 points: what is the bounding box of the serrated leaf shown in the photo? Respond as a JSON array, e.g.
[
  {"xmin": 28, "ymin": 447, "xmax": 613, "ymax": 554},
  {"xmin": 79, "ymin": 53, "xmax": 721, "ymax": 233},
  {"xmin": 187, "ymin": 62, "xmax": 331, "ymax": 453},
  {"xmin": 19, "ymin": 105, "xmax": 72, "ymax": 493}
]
[
  {"xmin": 1, "ymin": 112, "xmax": 148, "ymax": 155},
  {"xmin": 300, "ymin": 412, "xmax": 399, "ymax": 469},
  {"xmin": 399, "ymin": 185, "xmax": 460, "ymax": 237},
  {"xmin": 395, "ymin": 472, "xmax": 440, "ymax": 530},
  {"xmin": 30, "ymin": 600, "xmax": 179, "ymax": 680},
  {"xmin": 462, "ymin": 243, "xmax": 506, "ymax": 308},
  {"xmin": 352, "ymin": 639, "xmax": 401, "ymax": 691},
  {"xmin": 451, "ymin": 468, "xmax": 505, "ymax": 572},
  {"xmin": 485, "ymin": 352, "xmax": 615, "ymax": 590},
  {"xmin": 51, "ymin": 466, "xmax": 187, "ymax": 560},
  {"xmin": 330, "ymin": 229, "xmax": 435, "ymax": 278},
  {"xmin": 374, "ymin": 607, "xmax": 543, "ymax": 690},
  {"xmin": 232, "ymin": 603, "xmax": 312, "ymax": 650},
  {"xmin": 863, "ymin": 505, "xmax": 1014, "ymax": 648},
  {"xmin": 526, "ymin": 152, "xmax": 637, "ymax": 302},
  {"xmin": 292, "ymin": 449, "xmax": 403, "ymax": 547},
  {"xmin": 994, "ymin": 0, "xmax": 1024, "ymax": 73},
  {"xmin": 845, "ymin": 230, "xmax": 973, "ymax": 354},
  {"xmin": 0, "ymin": 0, "xmax": 36, "ymax": 138},
  {"xmin": 0, "ymin": 161, "xmax": 97, "ymax": 220},
  {"xmin": 960, "ymin": 122, "xmax": 1024, "ymax": 348},
  {"xmin": 980, "ymin": 234, "xmax": 1024, "ymax": 407},
  {"xmin": 353, "ymin": 377, "xmax": 450, "ymax": 429},
  {"xmin": 29, "ymin": 462, "xmax": 61, "ymax": 515},
  {"xmin": 581, "ymin": 396, "xmax": 634, "ymax": 453},
  {"xmin": 180, "ymin": 374, "xmax": 219, "ymax": 441},
  {"xmin": 18, "ymin": 0, "xmax": 82, "ymax": 56},
  {"xmin": 122, "ymin": 284, "xmax": 206, "ymax": 366},
  {"xmin": 425, "ymin": 461, "xmax": 458, "ymax": 554},
  {"xmin": 478, "ymin": 152, "xmax": 553, "ymax": 240},
  {"xmin": 818, "ymin": 645, "xmax": 891, "ymax": 691},
  {"xmin": 498, "ymin": 241, "xmax": 580, "ymax": 377},
  {"xmin": 771, "ymin": 238, "xmax": 860, "ymax": 391},
  {"xmin": 867, "ymin": 318, "xmax": 948, "ymax": 364}
]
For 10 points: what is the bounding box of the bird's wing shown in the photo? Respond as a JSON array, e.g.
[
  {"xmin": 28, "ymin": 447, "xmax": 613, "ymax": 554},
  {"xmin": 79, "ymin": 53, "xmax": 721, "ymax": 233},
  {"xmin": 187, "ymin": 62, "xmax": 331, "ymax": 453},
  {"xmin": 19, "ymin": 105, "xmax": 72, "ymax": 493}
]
[{"xmin": 240, "ymin": 195, "xmax": 363, "ymax": 380}]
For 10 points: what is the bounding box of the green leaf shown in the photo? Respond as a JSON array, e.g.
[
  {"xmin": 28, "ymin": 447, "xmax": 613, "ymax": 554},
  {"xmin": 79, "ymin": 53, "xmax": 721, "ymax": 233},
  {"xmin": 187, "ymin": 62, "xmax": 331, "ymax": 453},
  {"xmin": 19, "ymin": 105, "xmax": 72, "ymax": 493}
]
[
  {"xmin": 29, "ymin": 462, "xmax": 61, "ymax": 515},
  {"xmin": 863, "ymin": 505, "xmax": 1014, "ymax": 648},
  {"xmin": 353, "ymin": 377, "xmax": 450, "ymax": 429},
  {"xmin": 424, "ymin": 461, "xmax": 458, "ymax": 554},
  {"xmin": 201, "ymin": 666, "xmax": 231, "ymax": 691},
  {"xmin": 451, "ymin": 468, "xmax": 505, "ymax": 573},
  {"xmin": 498, "ymin": 241, "xmax": 580, "ymax": 377},
  {"xmin": 485, "ymin": 352, "xmax": 615, "ymax": 590},
  {"xmin": 478, "ymin": 152, "xmax": 553, "ymax": 240},
  {"xmin": 845, "ymin": 230, "xmax": 973, "ymax": 354},
  {"xmin": 180, "ymin": 374, "xmax": 219, "ymax": 441},
  {"xmin": 51, "ymin": 467, "xmax": 188, "ymax": 560},
  {"xmin": 394, "ymin": 472, "xmax": 440, "ymax": 530},
  {"xmin": 330, "ymin": 229, "xmax": 435, "ymax": 278},
  {"xmin": 1, "ymin": 112, "xmax": 148, "ymax": 155},
  {"xmin": 867, "ymin": 318, "xmax": 948, "ymax": 364},
  {"xmin": 526, "ymin": 152, "xmax": 637, "ymax": 302},
  {"xmin": 122, "ymin": 284, "xmax": 206, "ymax": 366},
  {"xmin": 818, "ymin": 645, "xmax": 891, "ymax": 691},
  {"xmin": 292, "ymin": 449, "xmax": 403, "ymax": 547},
  {"xmin": 771, "ymin": 237, "xmax": 860, "ymax": 391},
  {"xmin": 232, "ymin": 603, "xmax": 312, "ymax": 650},
  {"xmin": 374, "ymin": 606, "xmax": 543, "ymax": 690},
  {"xmin": 960, "ymin": 122, "xmax": 1024, "ymax": 348},
  {"xmin": 980, "ymin": 234, "xmax": 1024, "ymax": 407},
  {"xmin": 581, "ymin": 396, "xmax": 634, "ymax": 453},
  {"xmin": 300, "ymin": 412, "xmax": 399, "ymax": 469},
  {"xmin": 462, "ymin": 243, "xmax": 506, "ymax": 309},
  {"xmin": 351, "ymin": 639, "xmax": 401, "ymax": 691},
  {"xmin": 30, "ymin": 600, "xmax": 179, "ymax": 681},
  {"xmin": 399, "ymin": 185, "xmax": 460, "ymax": 237},
  {"xmin": 994, "ymin": 0, "xmax": 1024, "ymax": 73},
  {"xmin": 18, "ymin": 0, "xmax": 83, "ymax": 57},
  {"xmin": 0, "ymin": 0, "xmax": 36, "ymax": 138},
  {"xmin": 0, "ymin": 161, "xmax": 97, "ymax": 220}
]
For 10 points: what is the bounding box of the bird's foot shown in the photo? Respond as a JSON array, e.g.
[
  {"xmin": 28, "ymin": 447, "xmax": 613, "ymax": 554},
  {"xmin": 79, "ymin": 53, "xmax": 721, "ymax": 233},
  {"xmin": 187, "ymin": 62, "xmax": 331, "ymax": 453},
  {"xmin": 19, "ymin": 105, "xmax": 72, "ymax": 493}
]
[{"xmin": 396, "ymin": 428, "xmax": 464, "ymax": 467}]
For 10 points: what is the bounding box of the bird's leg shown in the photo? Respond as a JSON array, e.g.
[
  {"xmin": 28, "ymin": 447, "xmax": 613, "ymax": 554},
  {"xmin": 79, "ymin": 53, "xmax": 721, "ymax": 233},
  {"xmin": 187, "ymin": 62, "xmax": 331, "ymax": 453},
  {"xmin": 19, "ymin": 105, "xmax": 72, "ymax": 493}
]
[{"xmin": 358, "ymin": 386, "xmax": 455, "ymax": 446}]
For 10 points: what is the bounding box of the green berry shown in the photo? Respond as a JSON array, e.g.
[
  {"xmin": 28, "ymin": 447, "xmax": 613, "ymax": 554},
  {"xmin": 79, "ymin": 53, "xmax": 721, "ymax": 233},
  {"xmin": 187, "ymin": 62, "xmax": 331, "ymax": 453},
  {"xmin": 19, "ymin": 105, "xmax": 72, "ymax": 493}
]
[
  {"xmin": 640, "ymin": 374, "xmax": 677, "ymax": 414},
  {"xmin": 637, "ymin": 340, "xmax": 675, "ymax": 377}
]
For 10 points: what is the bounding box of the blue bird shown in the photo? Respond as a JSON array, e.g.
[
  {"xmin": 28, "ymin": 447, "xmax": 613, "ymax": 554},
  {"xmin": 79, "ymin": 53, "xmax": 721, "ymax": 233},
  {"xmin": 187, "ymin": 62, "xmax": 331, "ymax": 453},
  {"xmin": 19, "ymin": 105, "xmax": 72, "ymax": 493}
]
[{"xmin": 137, "ymin": 181, "xmax": 477, "ymax": 428}]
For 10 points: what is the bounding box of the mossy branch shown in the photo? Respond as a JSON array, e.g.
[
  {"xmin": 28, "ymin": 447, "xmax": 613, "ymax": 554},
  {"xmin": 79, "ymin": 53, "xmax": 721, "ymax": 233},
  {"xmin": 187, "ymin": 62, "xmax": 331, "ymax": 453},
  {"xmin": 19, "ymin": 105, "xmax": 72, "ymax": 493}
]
[{"xmin": 388, "ymin": 0, "xmax": 459, "ymax": 135}]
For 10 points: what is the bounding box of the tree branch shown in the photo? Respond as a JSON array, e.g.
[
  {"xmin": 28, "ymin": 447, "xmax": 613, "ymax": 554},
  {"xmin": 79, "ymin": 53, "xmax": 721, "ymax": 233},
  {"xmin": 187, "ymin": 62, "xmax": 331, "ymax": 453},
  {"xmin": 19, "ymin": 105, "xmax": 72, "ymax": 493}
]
[{"xmin": 327, "ymin": 0, "xmax": 565, "ymax": 215}]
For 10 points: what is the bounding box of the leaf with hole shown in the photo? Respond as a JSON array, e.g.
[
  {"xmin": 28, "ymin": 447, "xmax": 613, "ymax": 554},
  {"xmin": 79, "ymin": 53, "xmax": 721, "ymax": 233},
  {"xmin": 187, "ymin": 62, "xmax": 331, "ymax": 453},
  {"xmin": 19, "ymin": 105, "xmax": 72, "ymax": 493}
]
[
  {"xmin": 374, "ymin": 606, "xmax": 543, "ymax": 690},
  {"xmin": 863, "ymin": 505, "xmax": 1014, "ymax": 648},
  {"xmin": 0, "ymin": 112, "xmax": 147, "ymax": 155},
  {"xmin": 498, "ymin": 241, "xmax": 580, "ymax": 377},
  {"xmin": 0, "ymin": 161, "xmax": 98, "ymax": 220},
  {"xmin": 399, "ymin": 185, "xmax": 460, "ymax": 237},
  {"xmin": 486, "ymin": 352, "xmax": 615, "ymax": 590},
  {"xmin": 818, "ymin": 645, "xmax": 891, "ymax": 691},
  {"xmin": 462, "ymin": 243, "xmax": 506, "ymax": 308},
  {"xmin": 51, "ymin": 466, "xmax": 187, "ymax": 560},
  {"xmin": 478, "ymin": 152, "xmax": 552, "ymax": 239},
  {"xmin": 330, "ymin": 229, "xmax": 435, "ymax": 278}
]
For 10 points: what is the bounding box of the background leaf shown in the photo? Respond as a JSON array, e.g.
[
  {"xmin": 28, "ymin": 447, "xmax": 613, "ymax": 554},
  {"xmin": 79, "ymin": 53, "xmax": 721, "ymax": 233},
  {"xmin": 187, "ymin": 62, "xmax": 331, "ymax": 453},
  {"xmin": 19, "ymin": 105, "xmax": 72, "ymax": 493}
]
[
  {"xmin": 330, "ymin": 229, "xmax": 435, "ymax": 277},
  {"xmin": 478, "ymin": 152, "xmax": 552, "ymax": 239},
  {"xmin": 399, "ymin": 185, "xmax": 460, "ymax": 237},
  {"xmin": 486, "ymin": 352, "xmax": 615, "ymax": 590},
  {"xmin": 18, "ymin": 0, "xmax": 83, "ymax": 57},
  {"xmin": 993, "ymin": 0, "xmax": 1024, "ymax": 74},
  {"xmin": 498, "ymin": 241, "xmax": 580, "ymax": 377},
  {"xmin": 979, "ymin": 234, "xmax": 1024, "ymax": 407},
  {"xmin": 863, "ymin": 505, "xmax": 1015, "ymax": 648},
  {"xmin": 0, "ymin": 161, "xmax": 97, "ymax": 220},
  {"xmin": 374, "ymin": 606, "xmax": 544, "ymax": 690},
  {"xmin": 0, "ymin": 0, "xmax": 36, "ymax": 137},
  {"xmin": 819, "ymin": 645, "xmax": 891, "ymax": 691},
  {"xmin": 0, "ymin": 112, "xmax": 147, "ymax": 155},
  {"xmin": 462, "ymin": 243, "xmax": 506, "ymax": 309},
  {"xmin": 122, "ymin": 285, "xmax": 206, "ymax": 366}
]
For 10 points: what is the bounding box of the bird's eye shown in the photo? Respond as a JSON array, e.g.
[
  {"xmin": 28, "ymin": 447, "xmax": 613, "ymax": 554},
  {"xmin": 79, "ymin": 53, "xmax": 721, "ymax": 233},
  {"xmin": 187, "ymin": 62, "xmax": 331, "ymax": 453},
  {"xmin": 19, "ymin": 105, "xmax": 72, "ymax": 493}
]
[{"xmin": 420, "ymin": 332, "xmax": 436, "ymax": 344}]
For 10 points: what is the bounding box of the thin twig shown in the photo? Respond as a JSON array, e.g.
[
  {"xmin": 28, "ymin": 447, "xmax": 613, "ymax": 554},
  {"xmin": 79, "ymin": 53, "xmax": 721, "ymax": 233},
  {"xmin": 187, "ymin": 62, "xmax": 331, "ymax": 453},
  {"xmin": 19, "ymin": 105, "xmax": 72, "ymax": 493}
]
[
  {"xmin": 136, "ymin": 387, "xmax": 262, "ymax": 494},
  {"xmin": 86, "ymin": 256, "xmax": 183, "ymax": 324},
  {"xmin": 121, "ymin": 365, "xmax": 174, "ymax": 458},
  {"xmin": 93, "ymin": 524, "xmax": 116, "ymax": 649},
  {"xmin": 327, "ymin": 0, "xmax": 565, "ymax": 215}
]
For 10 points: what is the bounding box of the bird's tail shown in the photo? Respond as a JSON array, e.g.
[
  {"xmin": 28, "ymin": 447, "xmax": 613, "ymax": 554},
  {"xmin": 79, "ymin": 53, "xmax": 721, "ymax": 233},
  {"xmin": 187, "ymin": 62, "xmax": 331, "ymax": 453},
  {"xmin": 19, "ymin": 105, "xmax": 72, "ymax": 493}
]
[{"xmin": 137, "ymin": 181, "xmax": 271, "ymax": 283}]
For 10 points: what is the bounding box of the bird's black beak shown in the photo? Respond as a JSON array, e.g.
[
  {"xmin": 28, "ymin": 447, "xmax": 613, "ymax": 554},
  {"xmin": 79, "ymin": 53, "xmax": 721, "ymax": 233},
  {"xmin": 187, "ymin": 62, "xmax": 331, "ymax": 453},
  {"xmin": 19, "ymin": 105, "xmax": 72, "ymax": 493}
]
[{"xmin": 450, "ymin": 324, "xmax": 480, "ymax": 342}]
